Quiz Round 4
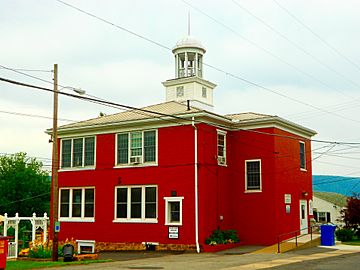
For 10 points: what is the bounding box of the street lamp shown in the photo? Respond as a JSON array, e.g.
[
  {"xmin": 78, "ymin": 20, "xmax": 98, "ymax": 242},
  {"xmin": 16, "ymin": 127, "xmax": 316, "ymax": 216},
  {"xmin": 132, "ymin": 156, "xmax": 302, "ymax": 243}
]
[{"xmin": 51, "ymin": 64, "xmax": 85, "ymax": 261}]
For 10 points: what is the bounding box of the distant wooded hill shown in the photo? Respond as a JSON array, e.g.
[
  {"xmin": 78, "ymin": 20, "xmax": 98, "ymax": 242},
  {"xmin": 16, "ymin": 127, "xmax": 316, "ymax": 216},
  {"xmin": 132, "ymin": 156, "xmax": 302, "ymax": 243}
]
[{"xmin": 313, "ymin": 175, "xmax": 360, "ymax": 196}]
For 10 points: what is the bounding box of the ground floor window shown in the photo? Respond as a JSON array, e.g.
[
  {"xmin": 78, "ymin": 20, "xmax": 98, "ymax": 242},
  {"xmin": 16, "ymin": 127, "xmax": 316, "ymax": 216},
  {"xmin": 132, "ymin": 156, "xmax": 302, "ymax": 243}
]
[
  {"xmin": 314, "ymin": 211, "xmax": 331, "ymax": 223},
  {"xmin": 164, "ymin": 197, "xmax": 184, "ymax": 226},
  {"xmin": 59, "ymin": 187, "xmax": 95, "ymax": 221},
  {"xmin": 245, "ymin": 159, "xmax": 262, "ymax": 191},
  {"xmin": 114, "ymin": 185, "xmax": 157, "ymax": 223}
]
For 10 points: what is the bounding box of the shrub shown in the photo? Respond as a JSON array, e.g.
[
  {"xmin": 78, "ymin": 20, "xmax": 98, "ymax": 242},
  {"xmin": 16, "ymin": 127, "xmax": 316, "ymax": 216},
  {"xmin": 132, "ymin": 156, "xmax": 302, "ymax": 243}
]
[
  {"xmin": 205, "ymin": 229, "xmax": 239, "ymax": 245},
  {"xmin": 335, "ymin": 228, "xmax": 354, "ymax": 242},
  {"xmin": 29, "ymin": 238, "xmax": 77, "ymax": 258},
  {"xmin": 29, "ymin": 240, "xmax": 52, "ymax": 258}
]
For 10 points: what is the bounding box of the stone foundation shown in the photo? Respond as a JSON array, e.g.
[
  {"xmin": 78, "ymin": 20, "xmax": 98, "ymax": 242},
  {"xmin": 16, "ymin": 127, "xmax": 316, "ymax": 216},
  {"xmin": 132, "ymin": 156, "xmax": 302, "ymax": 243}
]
[{"xmin": 94, "ymin": 242, "xmax": 197, "ymax": 252}]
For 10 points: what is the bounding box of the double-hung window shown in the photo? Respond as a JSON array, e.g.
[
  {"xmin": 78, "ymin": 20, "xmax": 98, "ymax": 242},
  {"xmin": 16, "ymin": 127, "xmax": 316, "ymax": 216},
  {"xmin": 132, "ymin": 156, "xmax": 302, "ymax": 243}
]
[
  {"xmin": 116, "ymin": 130, "xmax": 156, "ymax": 165},
  {"xmin": 300, "ymin": 141, "xmax": 306, "ymax": 170},
  {"xmin": 217, "ymin": 130, "xmax": 226, "ymax": 165},
  {"xmin": 245, "ymin": 160, "xmax": 261, "ymax": 191},
  {"xmin": 59, "ymin": 187, "xmax": 95, "ymax": 221},
  {"xmin": 61, "ymin": 137, "xmax": 95, "ymax": 168},
  {"xmin": 115, "ymin": 186, "xmax": 157, "ymax": 223}
]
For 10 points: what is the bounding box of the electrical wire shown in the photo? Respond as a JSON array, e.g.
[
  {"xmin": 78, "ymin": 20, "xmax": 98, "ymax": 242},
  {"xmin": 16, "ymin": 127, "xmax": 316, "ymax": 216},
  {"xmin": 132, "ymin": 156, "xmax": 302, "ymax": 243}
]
[
  {"xmin": 0, "ymin": 67, "xmax": 52, "ymax": 73},
  {"xmin": 0, "ymin": 109, "xmax": 75, "ymax": 122},
  {"xmin": 273, "ymin": 0, "xmax": 360, "ymax": 74},
  {"xmin": 0, "ymin": 192, "xmax": 50, "ymax": 207},
  {"xmin": 230, "ymin": 0, "xmax": 360, "ymax": 92},
  {"xmin": 186, "ymin": 0, "xmax": 353, "ymax": 98},
  {"xmin": 2, "ymin": 75, "xmax": 360, "ymax": 146},
  {"xmin": 52, "ymin": 0, "xmax": 360, "ymax": 126}
]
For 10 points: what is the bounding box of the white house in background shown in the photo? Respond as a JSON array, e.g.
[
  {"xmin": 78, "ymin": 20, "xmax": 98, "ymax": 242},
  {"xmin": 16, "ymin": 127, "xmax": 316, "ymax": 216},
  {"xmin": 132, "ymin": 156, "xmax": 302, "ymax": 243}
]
[{"xmin": 313, "ymin": 192, "xmax": 347, "ymax": 226}]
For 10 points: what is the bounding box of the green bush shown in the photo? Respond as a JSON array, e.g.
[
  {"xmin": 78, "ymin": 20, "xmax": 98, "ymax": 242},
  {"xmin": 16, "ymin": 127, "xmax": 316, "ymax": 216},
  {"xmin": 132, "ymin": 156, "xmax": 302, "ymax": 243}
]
[
  {"xmin": 205, "ymin": 229, "xmax": 239, "ymax": 245},
  {"xmin": 335, "ymin": 228, "xmax": 354, "ymax": 242},
  {"xmin": 29, "ymin": 245, "xmax": 52, "ymax": 258},
  {"xmin": 28, "ymin": 240, "xmax": 67, "ymax": 258}
]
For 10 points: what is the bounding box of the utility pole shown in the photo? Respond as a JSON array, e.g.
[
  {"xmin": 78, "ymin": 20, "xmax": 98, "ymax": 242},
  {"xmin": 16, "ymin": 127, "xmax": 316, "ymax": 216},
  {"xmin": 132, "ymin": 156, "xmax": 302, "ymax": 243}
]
[{"xmin": 51, "ymin": 63, "xmax": 59, "ymax": 261}]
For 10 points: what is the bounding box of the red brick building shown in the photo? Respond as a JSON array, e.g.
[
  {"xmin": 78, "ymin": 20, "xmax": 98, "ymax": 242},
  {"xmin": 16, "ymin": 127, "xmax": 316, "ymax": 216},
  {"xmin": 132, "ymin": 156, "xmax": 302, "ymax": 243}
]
[{"xmin": 48, "ymin": 36, "xmax": 316, "ymax": 252}]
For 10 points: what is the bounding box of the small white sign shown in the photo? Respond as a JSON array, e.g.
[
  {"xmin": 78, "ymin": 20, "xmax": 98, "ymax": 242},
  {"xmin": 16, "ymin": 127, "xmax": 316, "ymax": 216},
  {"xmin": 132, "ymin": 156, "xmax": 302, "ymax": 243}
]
[
  {"xmin": 168, "ymin": 227, "xmax": 179, "ymax": 239},
  {"xmin": 284, "ymin": 194, "xmax": 291, "ymax": 204},
  {"xmin": 169, "ymin": 227, "xmax": 178, "ymax": 233},
  {"xmin": 286, "ymin": 205, "xmax": 291, "ymax": 214}
]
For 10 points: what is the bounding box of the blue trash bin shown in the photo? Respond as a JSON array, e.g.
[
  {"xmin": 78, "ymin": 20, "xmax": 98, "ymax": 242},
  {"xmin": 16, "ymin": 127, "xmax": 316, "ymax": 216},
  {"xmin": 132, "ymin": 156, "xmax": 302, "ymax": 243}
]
[{"xmin": 321, "ymin": 224, "xmax": 336, "ymax": 246}]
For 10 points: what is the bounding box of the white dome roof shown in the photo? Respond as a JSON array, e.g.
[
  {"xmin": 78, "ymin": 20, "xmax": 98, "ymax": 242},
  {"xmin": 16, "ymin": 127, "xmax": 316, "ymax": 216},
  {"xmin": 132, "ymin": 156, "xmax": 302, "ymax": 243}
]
[{"xmin": 172, "ymin": 36, "xmax": 206, "ymax": 53}]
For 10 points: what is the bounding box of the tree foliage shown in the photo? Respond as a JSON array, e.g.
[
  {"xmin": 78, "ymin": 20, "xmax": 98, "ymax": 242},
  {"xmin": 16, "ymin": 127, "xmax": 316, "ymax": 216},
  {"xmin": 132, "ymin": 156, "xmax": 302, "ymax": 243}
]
[
  {"xmin": 0, "ymin": 152, "xmax": 50, "ymax": 217},
  {"xmin": 342, "ymin": 193, "xmax": 360, "ymax": 238}
]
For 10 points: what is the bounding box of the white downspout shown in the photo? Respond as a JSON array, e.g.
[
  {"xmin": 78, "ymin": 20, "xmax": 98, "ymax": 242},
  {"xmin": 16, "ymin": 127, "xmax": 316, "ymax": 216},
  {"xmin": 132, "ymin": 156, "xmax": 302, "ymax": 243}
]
[{"xmin": 192, "ymin": 117, "xmax": 200, "ymax": 253}]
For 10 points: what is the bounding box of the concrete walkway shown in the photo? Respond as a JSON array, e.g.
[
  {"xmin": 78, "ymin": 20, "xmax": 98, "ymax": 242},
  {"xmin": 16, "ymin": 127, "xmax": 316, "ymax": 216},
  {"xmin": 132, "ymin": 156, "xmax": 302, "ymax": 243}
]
[{"xmin": 46, "ymin": 243, "xmax": 360, "ymax": 270}]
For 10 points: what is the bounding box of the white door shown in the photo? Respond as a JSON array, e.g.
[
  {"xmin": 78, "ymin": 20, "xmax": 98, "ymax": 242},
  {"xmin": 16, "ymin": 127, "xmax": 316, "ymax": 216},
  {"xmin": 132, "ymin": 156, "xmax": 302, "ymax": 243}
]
[{"xmin": 300, "ymin": 200, "xmax": 308, "ymax": 235}]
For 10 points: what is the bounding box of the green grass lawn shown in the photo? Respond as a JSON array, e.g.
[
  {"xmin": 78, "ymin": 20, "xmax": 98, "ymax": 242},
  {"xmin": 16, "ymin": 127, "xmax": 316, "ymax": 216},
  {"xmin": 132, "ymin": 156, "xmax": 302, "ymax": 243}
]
[
  {"xmin": 342, "ymin": 239, "xmax": 360, "ymax": 246},
  {"xmin": 6, "ymin": 259, "xmax": 112, "ymax": 270}
]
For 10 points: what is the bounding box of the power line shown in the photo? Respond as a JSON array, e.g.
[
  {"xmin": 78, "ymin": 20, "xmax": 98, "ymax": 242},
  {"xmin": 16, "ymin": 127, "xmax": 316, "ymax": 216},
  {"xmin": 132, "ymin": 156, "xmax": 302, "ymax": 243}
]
[
  {"xmin": 0, "ymin": 66, "xmax": 52, "ymax": 73},
  {"xmin": 313, "ymin": 175, "xmax": 360, "ymax": 186},
  {"xmin": 52, "ymin": 0, "xmax": 360, "ymax": 126},
  {"xmin": 55, "ymin": 0, "xmax": 171, "ymax": 51},
  {"xmin": 230, "ymin": 0, "xmax": 360, "ymax": 92},
  {"xmin": 273, "ymin": 0, "xmax": 360, "ymax": 74},
  {"xmin": 185, "ymin": 0, "xmax": 354, "ymax": 98},
  {"xmin": 0, "ymin": 64, "xmax": 188, "ymax": 128},
  {"xmin": 203, "ymin": 62, "xmax": 360, "ymax": 125},
  {"xmin": 312, "ymin": 144, "xmax": 337, "ymax": 161},
  {"xmin": 314, "ymin": 160, "xmax": 360, "ymax": 170},
  {"xmin": 3, "ymin": 75, "xmax": 360, "ymax": 147},
  {"xmin": 0, "ymin": 192, "xmax": 50, "ymax": 208},
  {"xmin": 231, "ymin": 0, "xmax": 358, "ymax": 98},
  {"xmin": 0, "ymin": 64, "xmax": 55, "ymax": 86},
  {"xmin": 0, "ymin": 109, "xmax": 75, "ymax": 122}
]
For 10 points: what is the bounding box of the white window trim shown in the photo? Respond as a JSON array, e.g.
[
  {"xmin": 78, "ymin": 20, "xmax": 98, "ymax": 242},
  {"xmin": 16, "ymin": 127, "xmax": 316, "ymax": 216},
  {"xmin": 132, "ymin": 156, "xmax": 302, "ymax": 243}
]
[
  {"xmin": 164, "ymin": 197, "xmax": 184, "ymax": 226},
  {"xmin": 113, "ymin": 185, "xmax": 158, "ymax": 223},
  {"xmin": 245, "ymin": 159, "xmax": 262, "ymax": 193},
  {"xmin": 217, "ymin": 129, "xmax": 227, "ymax": 166},
  {"xmin": 115, "ymin": 130, "xmax": 158, "ymax": 167},
  {"xmin": 59, "ymin": 136, "xmax": 96, "ymax": 170},
  {"xmin": 58, "ymin": 187, "xmax": 95, "ymax": 222},
  {"xmin": 76, "ymin": 240, "xmax": 95, "ymax": 254},
  {"xmin": 300, "ymin": 141, "xmax": 307, "ymax": 171}
]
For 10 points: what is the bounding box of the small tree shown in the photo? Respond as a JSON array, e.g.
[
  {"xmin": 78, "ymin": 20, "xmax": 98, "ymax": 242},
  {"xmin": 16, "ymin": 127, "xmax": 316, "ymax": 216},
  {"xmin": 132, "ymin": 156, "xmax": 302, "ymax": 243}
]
[
  {"xmin": 0, "ymin": 152, "xmax": 50, "ymax": 217},
  {"xmin": 342, "ymin": 193, "xmax": 360, "ymax": 238}
]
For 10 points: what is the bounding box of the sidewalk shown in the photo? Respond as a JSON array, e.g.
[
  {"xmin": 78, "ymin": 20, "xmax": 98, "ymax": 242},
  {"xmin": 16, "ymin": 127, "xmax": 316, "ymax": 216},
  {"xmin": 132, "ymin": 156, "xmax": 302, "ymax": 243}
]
[{"xmin": 45, "ymin": 243, "xmax": 360, "ymax": 270}]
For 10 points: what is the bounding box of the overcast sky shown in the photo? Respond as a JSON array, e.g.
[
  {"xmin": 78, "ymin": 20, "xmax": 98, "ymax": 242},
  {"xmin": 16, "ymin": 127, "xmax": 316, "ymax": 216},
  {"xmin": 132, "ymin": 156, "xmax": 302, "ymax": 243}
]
[{"xmin": 1, "ymin": 0, "xmax": 360, "ymax": 178}]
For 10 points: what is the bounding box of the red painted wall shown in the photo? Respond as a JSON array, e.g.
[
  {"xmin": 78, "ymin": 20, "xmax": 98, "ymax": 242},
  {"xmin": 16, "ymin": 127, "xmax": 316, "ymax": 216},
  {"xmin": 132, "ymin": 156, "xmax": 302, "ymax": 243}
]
[
  {"xmin": 57, "ymin": 125, "xmax": 197, "ymax": 245},
  {"xmin": 273, "ymin": 129, "xmax": 313, "ymax": 241},
  {"xmin": 54, "ymin": 123, "xmax": 313, "ymax": 248}
]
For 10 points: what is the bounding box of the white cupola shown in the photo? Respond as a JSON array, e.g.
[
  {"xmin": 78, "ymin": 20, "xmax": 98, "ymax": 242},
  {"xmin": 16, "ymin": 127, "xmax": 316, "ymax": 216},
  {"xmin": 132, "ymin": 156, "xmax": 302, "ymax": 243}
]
[{"xmin": 162, "ymin": 36, "xmax": 217, "ymax": 111}]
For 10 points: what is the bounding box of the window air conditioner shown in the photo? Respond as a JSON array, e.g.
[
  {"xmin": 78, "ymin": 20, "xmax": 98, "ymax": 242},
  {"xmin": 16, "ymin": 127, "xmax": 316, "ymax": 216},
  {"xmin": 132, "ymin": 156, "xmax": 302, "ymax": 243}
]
[
  {"xmin": 130, "ymin": 156, "xmax": 142, "ymax": 164},
  {"xmin": 218, "ymin": 156, "xmax": 226, "ymax": 165}
]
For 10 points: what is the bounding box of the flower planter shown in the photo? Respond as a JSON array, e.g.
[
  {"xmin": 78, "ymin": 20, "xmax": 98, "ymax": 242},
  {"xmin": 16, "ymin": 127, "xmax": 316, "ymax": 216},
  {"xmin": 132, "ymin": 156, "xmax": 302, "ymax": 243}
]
[{"xmin": 202, "ymin": 242, "xmax": 241, "ymax": 252}]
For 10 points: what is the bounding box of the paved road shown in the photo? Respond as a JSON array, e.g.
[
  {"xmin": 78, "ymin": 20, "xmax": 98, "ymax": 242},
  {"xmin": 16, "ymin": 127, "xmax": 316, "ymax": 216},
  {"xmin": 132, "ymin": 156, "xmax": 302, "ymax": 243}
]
[
  {"xmin": 265, "ymin": 252, "xmax": 360, "ymax": 270},
  {"xmin": 38, "ymin": 245, "xmax": 360, "ymax": 270}
]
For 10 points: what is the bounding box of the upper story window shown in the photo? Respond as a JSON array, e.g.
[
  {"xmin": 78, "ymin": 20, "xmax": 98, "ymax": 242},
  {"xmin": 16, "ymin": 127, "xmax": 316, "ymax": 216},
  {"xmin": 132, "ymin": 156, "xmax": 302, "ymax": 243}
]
[
  {"xmin": 202, "ymin": 87, "xmax": 207, "ymax": 98},
  {"xmin": 245, "ymin": 160, "xmax": 261, "ymax": 192},
  {"xmin": 217, "ymin": 130, "xmax": 226, "ymax": 165},
  {"xmin": 300, "ymin": 141, "xmax": 306, "ymax": 170},
  {"xmin": 176, "ymin": 86, "xmax": 184, "ymax": 97},
  {"xmin": 59, "ymin": 187, "xmax": 95, "ymax": 221},
  {"xmin": 61, "ymin": 137, "xmax": 95, "ymax": 169},
  {"xmin": 114, "ymin": 185, "xmax": 157, "ymax": 223},
  {"xmin": 116, "ymin": 130, "xmax": 156, "ymax": 165}
]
